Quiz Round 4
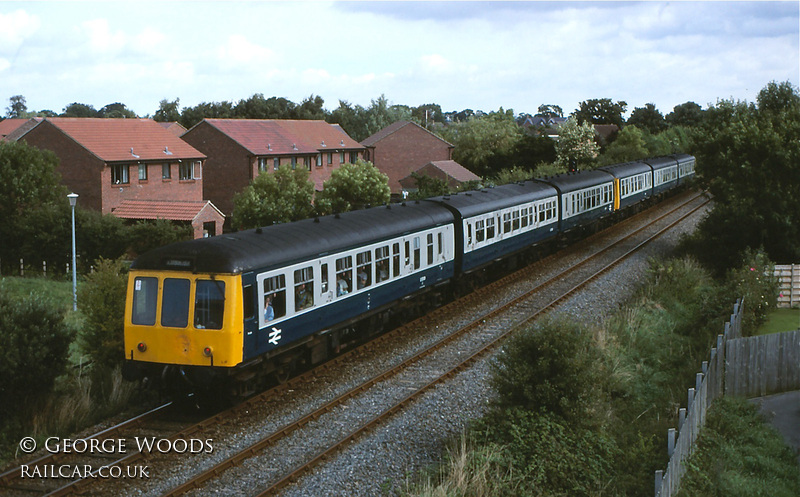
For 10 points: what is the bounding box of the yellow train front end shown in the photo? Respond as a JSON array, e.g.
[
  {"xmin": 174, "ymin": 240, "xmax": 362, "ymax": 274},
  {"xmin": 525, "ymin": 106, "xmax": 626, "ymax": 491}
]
[{"xmin": 124, "ymin": 270, "xmax": 244, "ymax": 378}]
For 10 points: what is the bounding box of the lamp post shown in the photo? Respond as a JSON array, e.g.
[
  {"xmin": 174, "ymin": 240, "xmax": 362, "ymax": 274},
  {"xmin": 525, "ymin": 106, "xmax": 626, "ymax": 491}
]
[{"xmin": 67, "ymin": 193, "xmax": 78, "ymax": 311}]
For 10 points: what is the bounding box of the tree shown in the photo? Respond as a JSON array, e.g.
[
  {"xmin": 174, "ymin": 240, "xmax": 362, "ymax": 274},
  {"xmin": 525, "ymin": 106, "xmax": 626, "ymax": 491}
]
[
  {"xmin": 572, "ymin": 98, "xmax": 627, "ymax": 127},
  {"xmin": 666, "ymin": 101, "xmax": 704, "ymax": 127},
  {"xmin": 555, "ymin": 116, "xmax": 600, "ymax": 170},
  {"xmin": 154, "ymin": 98, "xmax": 181, "ymax": 122},
  {"xmin": 0, "ymin": 141, "xmax": 68, "ymax": 272},
  {"xmin": 179, "ymin": 100, "xmax": 235, "ymax": 129},
  {"xmin": 684, "ymin": 80, "xmax": 800, "ymax": 274},
  {"xmin": 98, "ymin": 102, "xmax": 137, "ymax": 118},
  {"xmin": 5, "ymin": 95, "xmax": 28, "ymax": 118},
  {"xmin": 598, "ymin": 125, "xmax": 649, "ymax": 166},
  {"xmin": 231, "ymin": 165, "xmax": 315, "ymax": 230},
  {"xmin": 408, "ymin": 172, "xmax": 450, "ymax": 200},
  {"xmin": 437, "ymin": 108, "xmax": 522, "ymax": 177},
  {"xmin": 294, "ymin": 94, "xmax": 327, "ymax": 120},
  {"xmin": 315, "ymin": 159, "xmax": 390, "ymax": 214},
  {"xmin": 127, "ymin": 219, "xmax": 192, "ymax": 256},
  {"xmin": 537, "ymin": 104, "xmax": 564, "ymax": 118},
  {"xmin": 61, "ymin": 102, "xmax": 99, "ymax": 117},
  {"xmin": 627, "ymin": 103, "xmax": 667, "ymax": 134},
  {"xmin": 411, "ymin": 103, "xmax": 444, "ymax": 128}
]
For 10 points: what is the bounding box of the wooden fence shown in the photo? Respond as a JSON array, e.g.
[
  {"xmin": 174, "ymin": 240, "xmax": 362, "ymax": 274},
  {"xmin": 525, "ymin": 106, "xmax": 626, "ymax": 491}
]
[
  {"xmin": 775, "ymin": 264, "xmax": 800, "ymax": 308},
  {"xmin": 655, "ymin": 299, "xmax": 800, "ymax": 497}
]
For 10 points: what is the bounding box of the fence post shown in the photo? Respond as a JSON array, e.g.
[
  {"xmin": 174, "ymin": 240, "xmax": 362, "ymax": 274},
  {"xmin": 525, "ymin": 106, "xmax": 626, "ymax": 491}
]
[
  {"xmin": 668, "ymin": 428, "xmax": 676, "ymax": 457},
  {"xmin": 695, "ymin": 372, "xmax": 703, "ymax": 394},
  {"xmin": 43, "ymin": 260, "xmax": 47, "ymax": 277},
  {"xmin": 679, "ymin": 408, "xmax": 686, "ymax": 430},
  {"xmin": 655, "ymin": 470, "xmax": 663, "ymax": 497},
  {"xmin": 687, "ymin": 387, "xmax": 695, "ymax": 411},
  {"xmin": 19, "ymin": 258, "xmax": 24, "ymax": 276}
]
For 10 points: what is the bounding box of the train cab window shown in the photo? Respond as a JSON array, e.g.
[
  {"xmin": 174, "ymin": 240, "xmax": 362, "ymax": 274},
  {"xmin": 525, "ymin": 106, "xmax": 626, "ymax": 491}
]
[
  {"xmin": 392, "ymin": 243, "xmax": 401, "ymax": 278},
  {"xmin": 486, "ymin": 217, "xmax": 496, "ymax": 239},
  {"xmin": 194, "ymin": 280, "xmax": 225, "ymax": 329},
  {"xmin": 427, "ymin": 234, "xmax": 434, "ymax": 265},
  {"xmin": 294, "ymin": 267, "xmax": 314, "ymax": 311},
  {"xmin": 131, "ymin": 277, "xmax": 158, "ymax": 326},
  {"xmin": 336, "ymin": 256, "xmax": 352, "ymax": 296},
  {"xmin": 356, "ymin": 251, "xmax": 372, "ymax": 289},
  {"xmin": 264, "ymin": 275, "xmax": 286, "ymax": 320},
  {"xmin": 413, "ymin": 237, "xmax": 421, "ymax": 270},
  {"xmin": 475, "ymin": 219, "xmax": 485, "ymax": 243},
  {"xmin": 376, "ymin": 246, "xmax": 390, "ymax": 283},
  {"xmin": 161, "ymin": 278, "xmax": 190, "ymax": 328}
]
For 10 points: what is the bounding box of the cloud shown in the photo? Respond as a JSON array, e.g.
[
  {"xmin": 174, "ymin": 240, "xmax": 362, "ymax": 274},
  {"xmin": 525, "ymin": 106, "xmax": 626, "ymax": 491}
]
[
  {"xmin": 80, "ymin": 18, "xmax": 126, "ymax": 54},
  {"xmin": 215, "ymin": 34, "xmax": 276, "ymax": 68},
  {"xmin": 0, "ymin": 8, "xmax": 40, "ymax": 46}
]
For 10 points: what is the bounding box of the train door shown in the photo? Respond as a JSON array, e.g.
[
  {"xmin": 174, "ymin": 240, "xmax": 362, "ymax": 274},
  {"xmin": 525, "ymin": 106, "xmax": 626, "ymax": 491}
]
[{"xmin": 241, "ymin": 271, "xmax": 259, "ymax": 358}]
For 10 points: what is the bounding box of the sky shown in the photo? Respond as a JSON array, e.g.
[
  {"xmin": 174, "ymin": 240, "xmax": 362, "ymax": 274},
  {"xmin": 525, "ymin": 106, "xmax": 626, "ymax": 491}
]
[{"xmin": 1, "ymin": 1, "xmax": 798, "ymax": 119}]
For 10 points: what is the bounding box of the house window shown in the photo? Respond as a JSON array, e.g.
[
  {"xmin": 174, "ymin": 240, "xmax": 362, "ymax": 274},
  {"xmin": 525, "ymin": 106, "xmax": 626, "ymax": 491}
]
[
  {"xmin": 340, "ymin": 151, "xmax": 345, "ymax": 164},
  {"xmin": 111, "ymin": 164, "xmax": 129, "ymax": 185},
  {"xmin": 179, "ymin": 162, "xmax": 194, "ymax": 180},
  {"xmin": 304, "ymin": 157, "xmax": 311, "ymax": 171},
  {"xmin": 138, "ymin": 164, "xmax": 147, "ymax": 181},
  {"xmin": 162, "ymin": 163, "xmax": 171, "ymax": 179},
  {"xmin": 291, "ymin": 157, "xmax": 297, "ymax": 170},
  {"xmin": 327, "ymin": 152, "xmax": 333, "ymax": 165},
  {"xmin": 274, "ymin": 157, "xmax": 280, "ymax": 171},
  {"xmin": 316, "ymin": 154, "xmax": 322, "ymax": 167},
  {"xmin": 350, "ymin": 152, "xmax": 358, "ymax": 163},
  {"xmin": 258, "ymin": 158, "xmax": 268, "ymax": 172}
]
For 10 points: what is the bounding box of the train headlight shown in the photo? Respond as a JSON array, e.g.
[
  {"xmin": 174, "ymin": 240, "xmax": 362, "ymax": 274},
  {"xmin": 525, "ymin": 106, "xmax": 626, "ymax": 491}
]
[
  {"xmin": 137, "ymin": 342, "xmax": 147, "ymax": 352},
  {"xmin": 203, "ymin": 346, "xmax": 213, "ymax": 357}
]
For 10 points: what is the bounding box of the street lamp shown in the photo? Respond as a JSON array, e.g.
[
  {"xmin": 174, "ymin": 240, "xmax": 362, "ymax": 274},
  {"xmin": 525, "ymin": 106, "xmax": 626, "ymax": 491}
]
[{"xmin": 67, "ymin": 193, "xmax": 78, "ymax": 311}]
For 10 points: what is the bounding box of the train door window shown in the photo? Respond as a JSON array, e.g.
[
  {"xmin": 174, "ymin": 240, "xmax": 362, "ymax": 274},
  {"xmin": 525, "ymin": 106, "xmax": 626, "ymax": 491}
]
[
  {"xmin": 321, "ymin": 263, "xmax": 329, "ymax": 293},
  {"xmin": 356, "ymin": 251, "xmax": 372, "ymax": 289},
  {"xmin": 427, "ymin": 234, "xmax": 434, "ymax": 265},
  {"xmin": 392, "ymin": 243, "xmax": 401, "ymax": 278},
  {"xmin": 486, "ymin": 217, "xmax": 496, "ymax": 239},
  {"xmin": 503, "ymin": 212, "xmax": 512, "ymax": 233},
  {"xmin": 475, "ymin": 219, "xmax": 485, "ymax": 243},
  {"xmin": 264, "ymin": 275, "xmax": 286, "ymax": 320},
  {"xmin": 294, "ymin": 267, "xmax": 314, "ymax": 311},
  {"xmin": 131, "ymin": 277, "xmax": 158, "ymax": 326},
  {"xmin": 437, "ymin": 232, "xmax": 443, "ymax": 258},
  {"xmin": 404, "ymin": 240, "xmax": 411, "ymax": 267},
  {"xmin": 242, "ymin": 285, "xmax": 254, "ymax": 321},
  {"xmin": 512, "ymin": 210, "xmax": 520, "ymax": 231},
  {"xmin": 161, "ymin": 278, "xmax": 190, "ymax": 328},
  {"xmin": 413, "ymin": 237, "xmax": 421, "ymax": 269},
  {"xmin": 194, "ymin": 280, "xmax": 225, "ymax": 329},
  {"xmin": 336, "ymin": 256, "xmax": 352, "ymax": 296},
  {"xmin": 375, "ymin": 246, "xmax": 390, "ymax": 282},
  {"xmin": 467, "ymin": 222, "xmax": 473, "ymax": 246}
]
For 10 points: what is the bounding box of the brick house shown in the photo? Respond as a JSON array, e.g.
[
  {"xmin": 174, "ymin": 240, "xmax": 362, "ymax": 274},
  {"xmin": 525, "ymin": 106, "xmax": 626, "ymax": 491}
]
[
  {"xmin": 18, "ymin": 118, "xmax": 224, "ymax": 237},
  {"xmin": 399, "ymin": 160, "xmax": 481, "ymax": 194},
  {"xmin": 181, "ymin": 119, "xmax": 366, "ymax": 218},
  {"xmin": 361, "ymin": 120, "xmax": 454, "ymax": 196}
]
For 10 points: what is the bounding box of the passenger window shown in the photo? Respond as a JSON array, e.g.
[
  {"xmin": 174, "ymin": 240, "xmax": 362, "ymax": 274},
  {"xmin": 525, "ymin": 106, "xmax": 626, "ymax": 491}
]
[
  {"xmin": 486, "ymin": 218, "xmax": 496, "ymax": 239},
  {"xmin": 161, "ymin": 278, "xmax": 190, "ymax": 328},
  {"xmin": 521, "ymin": 208, "xmax": 529, "ymax": 228},
  {"xmin": 392, "ymin": 243, "xmax": 401, "ymax": 278},
  {"xmin": 356, "ymin": 251, "xmax": 372, "ymax": 289},
  {"xmin": 375, "ymin": 246, "xmax": 390, "ymax": 282},
  {"xmin": 336, "ymin": 256, "xmax": 352, "ymax": 297},
  {"xmin": 321, "ymin": 263, "xmax": 329, "ymax": 293},
  {"xmin": 264, "ymin": 274, "xmax": 286, "ymax": 320},
  {"xmin": 476, "ymin": 219, "xmax": 485, "ymax": 243},
  {"xmin": 512, "ymin": 210, "xmax": 520, "ymax": 231},
  {"xmin": 194, "ymin": 280, "xmax": 225, "ymax": 329},
  {"xmin": 132, "ymin": 277, "xmax": 158, "ymax": 326},
  {"xmin": 427, "ymin": 234, "xmax": 434, "ymax": 265},
  {"xmin": 294, "ymin": 267, "xmax": 314, "ymax": 311},
  {"xmin": 503, "ymin": 213, "xmax": 512, "ymax": 233},
  {"xmin": 413, "ymin": 237, "xmax": 421, "ymax": 269}
]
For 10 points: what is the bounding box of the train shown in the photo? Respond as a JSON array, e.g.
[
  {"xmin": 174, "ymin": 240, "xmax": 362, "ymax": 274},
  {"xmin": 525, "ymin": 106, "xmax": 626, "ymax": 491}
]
[{"xmin": 122, "ymin": 154, "xmax": 695, "ymax": 398}]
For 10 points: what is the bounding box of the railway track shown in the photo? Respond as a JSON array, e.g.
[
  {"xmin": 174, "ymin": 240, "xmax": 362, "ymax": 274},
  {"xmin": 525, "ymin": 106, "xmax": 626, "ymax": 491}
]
[{"xmin": 1, "ymin": 190, "xmax": 708, "ymax": 496}]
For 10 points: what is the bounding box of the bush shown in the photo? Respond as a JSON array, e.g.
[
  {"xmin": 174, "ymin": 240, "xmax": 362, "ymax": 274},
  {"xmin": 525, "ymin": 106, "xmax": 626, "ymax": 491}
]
[
  {"xmin": 77, "ymin": 258, "xmax": 128, "ymax": 379},
  {"xmin": 0, "ymin": 289, "xmax": 74, "ymax": 420},
  {"xmin": 127, "ymin": 218, "xmax": 193, "ymax": 256},
  {"xmin": 490, "ymin": 317, "xmax": 607, "ymax": 428}
]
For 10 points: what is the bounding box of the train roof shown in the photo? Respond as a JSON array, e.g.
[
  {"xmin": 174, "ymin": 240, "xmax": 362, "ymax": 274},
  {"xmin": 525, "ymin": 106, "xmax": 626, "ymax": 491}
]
[
  {"xmin": 642, "ymin": 156, "xmax": 678, "ymax": 169},
  {"xmin": 537, "ymin": 169, "xmax": 614, "ymax": 193},
  {"xmin": 597, "ymin": 160, "xmax": 652, "ymax": 178},
  {"xmin": 427, "ymin": 181, "xmax": 558, "ymax": 218},
  {"xmin": 131, "ymin": 201, "xmax": 454, "ymax": 274}
]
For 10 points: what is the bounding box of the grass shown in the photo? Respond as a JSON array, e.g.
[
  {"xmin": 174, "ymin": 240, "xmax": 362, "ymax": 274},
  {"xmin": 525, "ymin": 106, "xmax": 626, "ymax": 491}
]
[
  {"xmin": 757, "ymin": 308, "xmax": 800, "ymax": 336},
  {"xmin": 0, "ymin": 275, "xmax": 76, "ymax": 310}
]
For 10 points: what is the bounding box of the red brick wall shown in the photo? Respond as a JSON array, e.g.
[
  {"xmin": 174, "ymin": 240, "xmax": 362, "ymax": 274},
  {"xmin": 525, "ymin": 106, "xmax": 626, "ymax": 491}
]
[
  {"xmin": 100, "ymin": 160, "xmax": 204, "ymax": 214},
  {"xmin": 182, "ymin": 122, "xmax": 253, "ymax": 216},
  {"xmin": 22, "ymin": 121, "xmax": 105, "ymax": 211},
  {"xmin": 371, "ymin": 124, "xmax": 452, "ymax": 193},
  {"xmin": 192, "ymin": 203, "xmax": 225, "ymax": 238}
]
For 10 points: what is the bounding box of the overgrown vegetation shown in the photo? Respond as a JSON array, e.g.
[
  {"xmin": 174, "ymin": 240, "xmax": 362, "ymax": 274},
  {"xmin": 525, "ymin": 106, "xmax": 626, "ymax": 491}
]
[{"xmin": 406, "ymin": 251, "xmax": 789, "ymax": 496}]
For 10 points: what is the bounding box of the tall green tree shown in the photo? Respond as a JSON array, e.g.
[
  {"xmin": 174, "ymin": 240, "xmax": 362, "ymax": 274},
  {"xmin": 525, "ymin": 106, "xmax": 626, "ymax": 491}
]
[
  {"xmin": 5, "ymin": 95, "xmax": 28, "ymax": 118},
  {"xmin": 438, "ymin": 108, "xmax": 522, "ymax": 177},
  {"xmin": 61, "ymin": 102, "xmax": 99, "ymax": 117},
  {"xmin": 666, "ymin": 101, "xmax": 705, "ymax": 127},
  {"xmin": 598, "ymin": 125, "xmax": 649, "ymax": 165},
  {"xmin": 98, "ymin": 102, "xmax": 137, "ymax": 118},
  {"xmin": 685, "ymin": 80, "xmax": 800, "ymax": 274},
  {"xmin": 231, "ymin": 165, "xmax": 315, "ymax": 230},
  {"xmin": 572, "ymin": 98, "xmax": 627, "ymax": 127},
  {"xmin": 315, "ymin": 159, "xmax": 390, "ymax": 214},
  {"xmin": 627, "ymin": 103, "xmax": 667, "ymax": 134},
  {"xmin": 154, "ymin": 98, "xmax": 181, "ymax": 122}
]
